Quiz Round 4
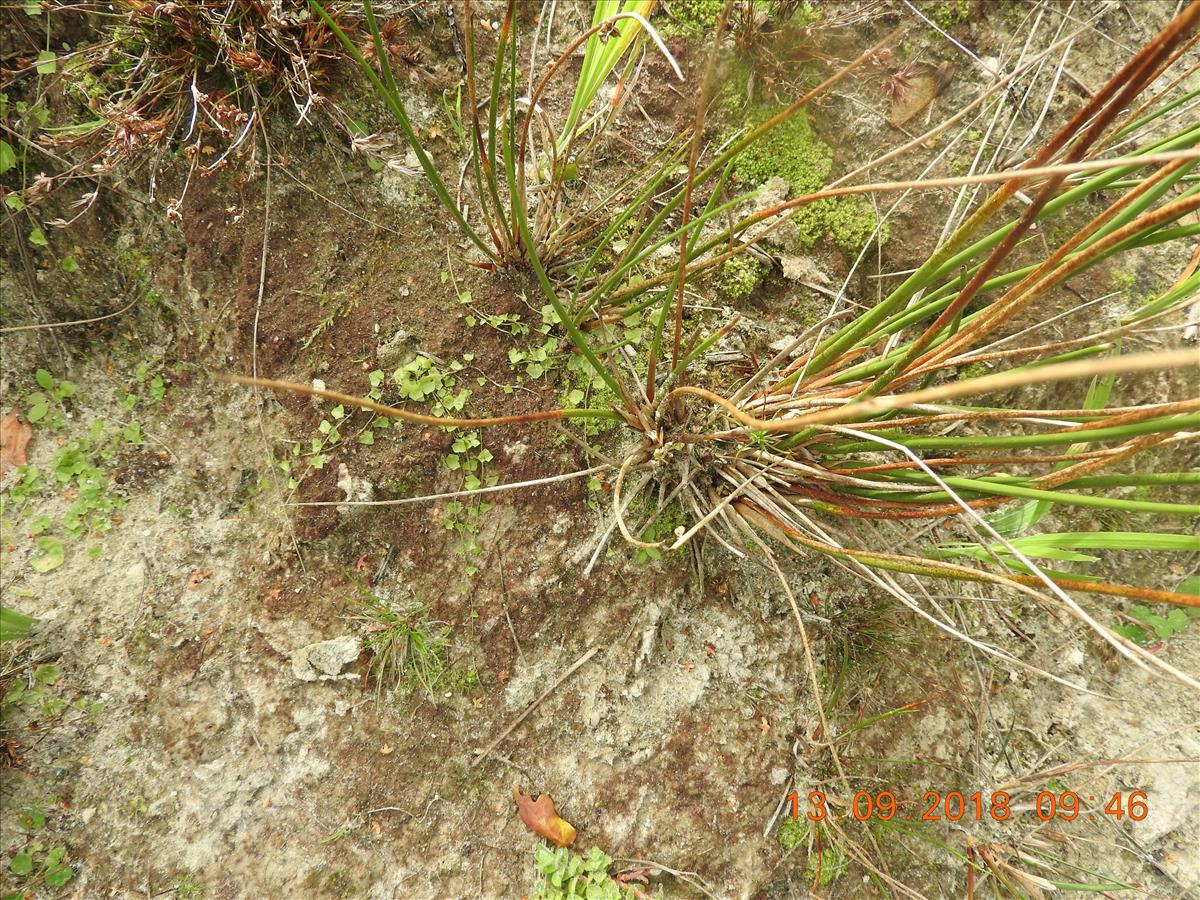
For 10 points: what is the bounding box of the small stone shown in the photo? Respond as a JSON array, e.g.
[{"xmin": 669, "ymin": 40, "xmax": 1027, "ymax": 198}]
[
  {"xmin": 768, "ymin": 335, "xmax": 799, "ymax": 354},
  {"xmin": 977, "ymin": 56, "xmax": 1001, "ymax": 77},
  {"xmin": 1182, "ymin": 299, "xmax": 1199, "ymax": 342},
  {"xmin": 378, "ymin": 329, "xmax": 418, "ymax": 371},
  {"xmin": 123, "ymin": 561, "xmax": 147, "ymax": 594},
  {"xmin": 336, "ymin": 463, "xmax": 375, "ymax": 513},
  {"xmin": 503, "ymin": 441, "xmax": 529, "ymax": 464},
  {"xmin": 779, "ymin": 254, "xmax": 829, "ymax": 284},
  {"xmin": 292, "ymin": 636, "xmax": 360, "ymax": 681}
]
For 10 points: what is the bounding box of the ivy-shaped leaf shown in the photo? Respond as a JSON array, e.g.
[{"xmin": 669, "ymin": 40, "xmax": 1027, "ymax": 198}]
[
  {"xmin": 9, "ymin": 852, "xmax": 33, "ymax": 875},
  {"xmin": 0, "ymin": 140, "xmax": 16, "ymax": 175},
  {"xmin": 29, "ymin": 536, "xmax": 64, "ymax": 573}
]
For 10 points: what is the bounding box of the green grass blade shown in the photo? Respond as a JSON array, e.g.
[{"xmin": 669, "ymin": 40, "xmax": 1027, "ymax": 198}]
[
  {"xmin": 309, "ymin": 0, "xmax": 496, "ymax": 261},
  {"xmin": 0, "ymin": 606, "xmax": 37, "ymax": 643}
]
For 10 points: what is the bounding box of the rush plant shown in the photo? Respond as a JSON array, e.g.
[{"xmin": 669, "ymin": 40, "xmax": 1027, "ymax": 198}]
[
  {"xmin": 312, "ymin": 0, "xmax": 685, "ymax": 270},
  {"xmin": 242, "ymin": 5, "xmax": 1200, "ymax": 693}
]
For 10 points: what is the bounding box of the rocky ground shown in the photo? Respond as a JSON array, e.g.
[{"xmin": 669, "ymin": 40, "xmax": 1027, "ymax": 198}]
[{"xmin": 1, "ymin": 2, "xmax": 1197, "ymax": 898}]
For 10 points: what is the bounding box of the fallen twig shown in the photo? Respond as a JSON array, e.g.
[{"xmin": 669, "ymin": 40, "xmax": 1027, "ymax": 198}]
[{"xmin": 470, "ymin": 645, "xmax": 601, "ymax": 768}]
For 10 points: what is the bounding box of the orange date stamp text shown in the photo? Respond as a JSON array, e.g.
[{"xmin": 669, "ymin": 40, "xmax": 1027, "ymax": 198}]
[{"xmin": 789, "ymin": 790, "xmax": 1149, "ymax": 823}]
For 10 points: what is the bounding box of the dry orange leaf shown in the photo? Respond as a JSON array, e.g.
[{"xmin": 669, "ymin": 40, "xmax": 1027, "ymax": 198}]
[
  {"xmin": 0, "ymin": 408, "xmax": 33, "ymax": 479},
  {"xmin": 513, "ymin": 785, "xmax": 576, "ymax": 847}
]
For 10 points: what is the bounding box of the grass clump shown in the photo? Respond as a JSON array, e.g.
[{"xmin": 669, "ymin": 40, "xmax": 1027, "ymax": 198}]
[
  {"xmin": 353, "ymin": 585, "xmax": 477, "ymax": 702},
  {"xmin": 247, "ymin": 3, "xmax": 1200, "ymax": 695}
]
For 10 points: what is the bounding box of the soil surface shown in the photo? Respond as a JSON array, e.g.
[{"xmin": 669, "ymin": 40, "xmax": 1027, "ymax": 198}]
[{"xmin": 2, "ymin": 2, "xmax": 1198, "ymax": 899}]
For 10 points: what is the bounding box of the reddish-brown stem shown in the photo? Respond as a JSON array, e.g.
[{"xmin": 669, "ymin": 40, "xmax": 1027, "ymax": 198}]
[
  {"xmin": 218, "ymin": 374, "xmax": 580, "ymax": 428},
  {"xmin": 735, "ymin": 500, "xmax": 1200, "ymax": 608},
  {"xmin": 909, "ymin": 192, "xmax": 1200, "ymax": 376},
  {"xmin": 667, "ymin": 2, "xmax": 731, "ymax": 384}
]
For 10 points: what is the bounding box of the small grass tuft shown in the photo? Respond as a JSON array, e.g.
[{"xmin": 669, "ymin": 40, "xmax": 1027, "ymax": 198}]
[{"xmin": 351, "ymin": 583, "xmax": 476, "ymax": 702}]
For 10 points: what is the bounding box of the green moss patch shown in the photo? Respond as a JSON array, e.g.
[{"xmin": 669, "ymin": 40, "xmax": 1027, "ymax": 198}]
[
  {"xmin": 714, "ymin": 254, "xmax": 768, "ymax": 299},
  {"xmin": 730, "ymin": 103, "xmax": 886, "ymax": 251},
  {"xmin": 661, "ymin": 0, "xmax": 725, "ymax": 36}
]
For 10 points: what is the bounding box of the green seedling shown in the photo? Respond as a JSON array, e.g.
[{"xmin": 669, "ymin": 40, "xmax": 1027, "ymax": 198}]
[
  {"xmin": 1114, "ymin": 600, "xmax": 1200, "ymax": 647},
  {"xmin": 531, "ymin": 845, "xmax": 656, "ymax": 900},
  {"xmin": 1, "ymin": 366, "xmax": 166, "ymax": 569},
  {"xmin": 2, "ymin": 662, "xmax": 103, "ymax": 724}
]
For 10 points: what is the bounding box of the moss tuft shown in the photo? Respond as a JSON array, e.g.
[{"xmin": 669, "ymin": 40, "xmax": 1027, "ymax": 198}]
[
  {"xmin": 798, "ymin": 196, "xmax": 887, "ymax": 250},
  {"xmin": 778, "ymin": 818, "xmax": 806, "ymax": 850},
  {"xmin": 714, "ymin": 255, "xmax": 768, "ymax": 299},
  {"xmin": 731, "ymin": 104, "xmax": 886, "ymax": 251},
  {"xmin": 927, "ymin": 0, "xmax": 971, "ymax": 30},
  {"xmin": 1109, "ymin": 269, "xmax": 1137, "ymax": 292},
  {"xmin": 733, "ymin": 104, "xmax": 832, "ymax": 194},
  {"xmin": 663, "ymin": 0, "xmax": 725, "ymax": 36},
  {"xmin": 791, "ymin": 1, "xmax": 822, "ymax": 27}
]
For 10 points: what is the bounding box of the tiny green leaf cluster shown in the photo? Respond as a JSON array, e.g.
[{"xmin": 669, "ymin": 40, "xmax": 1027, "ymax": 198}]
[
  {"xmin": 503, "ymin": 304, "xmax": 569, "ymax": 384},
  {"xmin": 445, "ymin": 431, "xmax": 495, "ymax": 491},
  {"xmin": 3, "ymin": 366, "xmax": 167, "ymax": 570},
  {"xmin": 2, "ymin": 663, "xmax": 103, "ymax": 722},
  {"xmin": 631, "ymin": 500, "xmax": 687, "ymax": 564},
  {"xmin": 275, "ymin": 355, "xmax": 485, "ymax": 484},
  {"xmin": 531, "ymin": 845, "xmax": 653, "ymax": 900},
  {"xmin": 24, "ymin": 368, "xmax": 75, "ymax": 428},
  {"xmin": 443, "ymin": 499, "xmax": 491, "ymax": 577},
  {"xmin": 3, "ymin": 805, "xmax": 75, "ymax": 895},
  {"xmin": 1114, "ymin": 603, "xmax": 1200, "ymax": 646}
]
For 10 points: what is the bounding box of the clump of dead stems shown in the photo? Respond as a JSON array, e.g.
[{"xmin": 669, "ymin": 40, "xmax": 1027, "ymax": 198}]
[{"xmin": 3, "ymin": 1, "xmax": 355, "ymax": 223}]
